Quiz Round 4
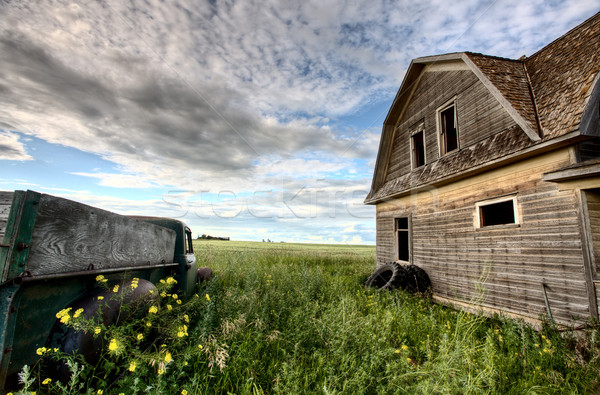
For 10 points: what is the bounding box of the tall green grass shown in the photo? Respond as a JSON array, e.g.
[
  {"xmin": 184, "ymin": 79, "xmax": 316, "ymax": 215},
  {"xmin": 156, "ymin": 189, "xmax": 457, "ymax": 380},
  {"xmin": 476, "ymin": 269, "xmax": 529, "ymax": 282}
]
[{"xmin": 20, "ymin": 241, "xmax": 600, "ymax": 394}]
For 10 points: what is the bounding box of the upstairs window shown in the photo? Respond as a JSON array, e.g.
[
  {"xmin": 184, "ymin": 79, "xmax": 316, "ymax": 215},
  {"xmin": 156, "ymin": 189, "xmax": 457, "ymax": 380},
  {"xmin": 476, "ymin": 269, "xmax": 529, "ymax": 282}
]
[
  {"xmin": 395, "ymin": 217, "xmax": 410, "ymax": 262},
  {"xmin": 476, "ymin": 197, "xmax": 519, "ymax": 228},
  {"xmin": 410, "ymin": 121, "xmax": 426, "ymax": 169},
  {"xmin": 438, "ymin": 100, "xmax": 458, "ymax": 155}
]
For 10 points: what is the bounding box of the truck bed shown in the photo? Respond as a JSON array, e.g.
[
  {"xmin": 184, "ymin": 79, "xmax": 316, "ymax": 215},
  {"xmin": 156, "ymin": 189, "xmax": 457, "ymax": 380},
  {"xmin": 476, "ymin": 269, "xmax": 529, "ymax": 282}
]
[{"xmin": 1, "ymin": 190, "xmax": 178, "ymax": 281}]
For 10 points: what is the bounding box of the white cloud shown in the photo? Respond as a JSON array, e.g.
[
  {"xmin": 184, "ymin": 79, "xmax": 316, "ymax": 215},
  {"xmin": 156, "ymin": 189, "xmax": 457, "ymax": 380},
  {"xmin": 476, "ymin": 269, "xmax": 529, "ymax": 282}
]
[{"xmin": 0, "ymin": 131, "xmax": 33, "ymax": 161}]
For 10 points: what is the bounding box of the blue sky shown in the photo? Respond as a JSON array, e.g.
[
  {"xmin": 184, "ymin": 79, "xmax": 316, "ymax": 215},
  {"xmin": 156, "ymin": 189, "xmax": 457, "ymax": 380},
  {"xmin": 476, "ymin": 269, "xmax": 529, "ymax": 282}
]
[{"xmin": 0, "ymin": 0, "xmax": 597, "ymax": 244}]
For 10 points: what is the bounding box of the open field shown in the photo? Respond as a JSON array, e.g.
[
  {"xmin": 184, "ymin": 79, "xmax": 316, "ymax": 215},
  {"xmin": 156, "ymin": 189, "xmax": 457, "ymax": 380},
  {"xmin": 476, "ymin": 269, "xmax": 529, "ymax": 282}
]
[{"xmin": 21, "ymin": 240, "xmax": 600, "ymax": 394}]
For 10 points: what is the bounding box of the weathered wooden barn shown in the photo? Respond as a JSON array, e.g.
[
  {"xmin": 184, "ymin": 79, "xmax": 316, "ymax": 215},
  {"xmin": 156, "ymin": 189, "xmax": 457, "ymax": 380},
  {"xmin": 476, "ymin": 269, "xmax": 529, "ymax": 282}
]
[{"xmin": 365, "ymin": 12, "xmax": 600, "ymax": 325}]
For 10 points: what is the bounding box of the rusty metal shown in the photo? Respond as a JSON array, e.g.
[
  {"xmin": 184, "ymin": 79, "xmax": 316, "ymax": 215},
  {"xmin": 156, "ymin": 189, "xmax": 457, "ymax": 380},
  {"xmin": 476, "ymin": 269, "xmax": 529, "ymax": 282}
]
[
  {"xmin": 197, "ymin": 267, "xmax": 213, "ymax": 283},
  {"xmin": 542, "ymin": 282, "xmax": 556, "ymax": 328},
  {"xmin": 13, "ymin": 262, "xmax": 178, "ymax": 283},
  {"xmin": 15, "ymin": 242, "xmax": 28, "ymax": 251}
]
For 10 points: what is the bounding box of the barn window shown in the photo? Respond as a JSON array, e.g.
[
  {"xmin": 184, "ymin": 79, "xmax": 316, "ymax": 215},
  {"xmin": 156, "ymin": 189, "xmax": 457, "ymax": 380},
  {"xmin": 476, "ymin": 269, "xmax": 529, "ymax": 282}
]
[
  {"xmin": 438, "ymin": 100, "xmax": 458, "ymax": 155},
  {"xmin": 476, "ymin": 197, "xmax": 519, "ymax": 228},
  {"xmin": 411, "ymin": 130, "xmax": 425, "ymax": 168},
  {"xmin": 395, "ymin": 217, "xmax": 410, "ymax": 262}
]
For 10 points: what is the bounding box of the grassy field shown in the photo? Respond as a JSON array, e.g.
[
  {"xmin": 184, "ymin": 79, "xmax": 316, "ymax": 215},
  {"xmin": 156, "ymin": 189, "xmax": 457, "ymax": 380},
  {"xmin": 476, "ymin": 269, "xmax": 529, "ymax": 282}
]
[{"xmin": 21, "ymin": 240, "xmax": 600, "ymax": 394}]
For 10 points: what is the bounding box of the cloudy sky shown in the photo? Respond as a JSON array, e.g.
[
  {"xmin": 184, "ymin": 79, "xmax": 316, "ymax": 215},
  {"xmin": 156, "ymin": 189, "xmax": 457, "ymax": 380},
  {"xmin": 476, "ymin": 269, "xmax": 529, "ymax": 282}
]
[{"xmin": 0, "ymin": 1, "xmax": 597, "ymax": 244}]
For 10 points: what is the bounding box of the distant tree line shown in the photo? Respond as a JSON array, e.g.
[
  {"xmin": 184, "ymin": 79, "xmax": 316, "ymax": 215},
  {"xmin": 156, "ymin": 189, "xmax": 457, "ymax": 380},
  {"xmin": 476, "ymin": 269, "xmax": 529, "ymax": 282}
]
[{"xmin": 197, "ymin": 234, "xmax": 230, "ymax": 241}]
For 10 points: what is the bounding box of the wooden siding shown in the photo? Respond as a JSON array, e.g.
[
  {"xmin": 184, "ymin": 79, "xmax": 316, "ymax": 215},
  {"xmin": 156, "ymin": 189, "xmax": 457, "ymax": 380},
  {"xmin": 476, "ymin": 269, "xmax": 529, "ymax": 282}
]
[
  {"xmin": 376, "ymin": 148, "xmax": 591, "ymax": 324},
  {"xmin": 0, "ymin": 191, "xmax": 14, "ymax": 242},
  {"xmin": 384, "ymin": 69, "xmax": 516, "ymax": 183}
]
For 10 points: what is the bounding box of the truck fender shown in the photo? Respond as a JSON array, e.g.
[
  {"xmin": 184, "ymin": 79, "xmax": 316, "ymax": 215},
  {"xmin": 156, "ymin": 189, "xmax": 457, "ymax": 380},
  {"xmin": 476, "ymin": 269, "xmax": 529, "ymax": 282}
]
[{"xmin": 46, "ymin": 278, "xmax": 158, "ymax": 378}]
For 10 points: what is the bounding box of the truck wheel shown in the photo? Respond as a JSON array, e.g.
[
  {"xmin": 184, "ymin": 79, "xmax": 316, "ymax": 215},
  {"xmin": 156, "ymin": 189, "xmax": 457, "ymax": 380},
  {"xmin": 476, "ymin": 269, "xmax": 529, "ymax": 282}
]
[
  {"xmin": 405, "ymin": 265, "xmax": 431, "ymax": 294},
  {"xmin": 197, "ymin": 267, "xmax": 213, "ymax": 283},
  {"xmin": 46, "ymin": 278, "xmax": 158, "ymax": 380},
  {"xmin": 365, "ymin": 263, "xmax": 407, "ymax": 290}
]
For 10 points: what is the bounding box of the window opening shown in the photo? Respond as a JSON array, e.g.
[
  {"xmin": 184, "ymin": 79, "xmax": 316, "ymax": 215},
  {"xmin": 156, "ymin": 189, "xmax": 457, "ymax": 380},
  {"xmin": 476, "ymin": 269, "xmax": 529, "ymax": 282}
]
[
  {"xmin": 440, "ymin": 103, "xmax": 458, "ymax": 154},
  {"xmin": 185, "ymin": 227, "xmax": 194, "ymax": 254},
  {"xmin": 411, "ymin": 130, "xmax": 425, "ymax": 168},
  {"xmin": 478, "ymin": 199, "xmax": 517, "ymax": 227},
  {"xmin": 395, "ymin": 217, "xmax": 410, "ymax": 262}
]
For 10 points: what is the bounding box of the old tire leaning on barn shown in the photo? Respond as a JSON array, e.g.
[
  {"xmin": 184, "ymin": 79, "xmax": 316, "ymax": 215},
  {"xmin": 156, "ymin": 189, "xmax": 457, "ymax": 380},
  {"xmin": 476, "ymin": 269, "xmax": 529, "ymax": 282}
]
[
  {"xmin": 365, "ymin": 262, "xmax": 408, "ymax": 290},
  {"xmin": 46, "ymin": 278, "xmax": 159, "ymax": 381},
  {"xmin": 404, "ymin": 264, "xmax": 431, "ymax": 294}
]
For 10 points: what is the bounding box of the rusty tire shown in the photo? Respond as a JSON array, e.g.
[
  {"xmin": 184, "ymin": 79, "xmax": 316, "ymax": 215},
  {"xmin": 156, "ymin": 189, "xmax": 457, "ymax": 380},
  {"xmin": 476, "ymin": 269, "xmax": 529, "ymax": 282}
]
[
  {"xmin": 47, "ymin": 278, "xmax": 158, "ymax": 380},
  {"xmin": 197, "ymin": 267, "xmax": 213, "ymax": 283},
  {"xmin": 365, "ymin": 262, "xmax": 407, "ymax": 290}
]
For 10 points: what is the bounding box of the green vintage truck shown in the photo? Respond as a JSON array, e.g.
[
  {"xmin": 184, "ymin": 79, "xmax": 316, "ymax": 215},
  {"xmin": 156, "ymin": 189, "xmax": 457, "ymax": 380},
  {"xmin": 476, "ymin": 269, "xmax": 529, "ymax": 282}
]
[{"xmin": 0, "ymin": 190, "xmax": 205, "ymax": 388}]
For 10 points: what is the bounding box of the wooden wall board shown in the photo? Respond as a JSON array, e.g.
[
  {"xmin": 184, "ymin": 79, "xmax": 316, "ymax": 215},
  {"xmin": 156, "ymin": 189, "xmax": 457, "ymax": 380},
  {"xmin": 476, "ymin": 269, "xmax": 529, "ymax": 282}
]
[
  {"xmin": 25, "ymin": 193, "xmax": 177, "ymax": 276},
  {"xmin": 0, "ymin": 192, "xmax": 14, "ymax": 242}
]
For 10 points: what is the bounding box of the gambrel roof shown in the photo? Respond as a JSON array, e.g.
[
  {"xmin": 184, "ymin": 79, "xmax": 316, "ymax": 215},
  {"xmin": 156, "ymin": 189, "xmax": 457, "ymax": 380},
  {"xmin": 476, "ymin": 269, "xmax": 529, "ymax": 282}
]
[{"xmin": 366, "ymin": 12, "xmax": 600, "ymax": 204}]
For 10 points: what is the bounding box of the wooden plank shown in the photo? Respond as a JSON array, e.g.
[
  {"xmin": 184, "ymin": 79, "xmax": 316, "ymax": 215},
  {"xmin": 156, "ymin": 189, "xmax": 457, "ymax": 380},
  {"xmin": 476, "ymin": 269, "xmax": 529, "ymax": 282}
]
[
  {"xmin": 25, "ymin": 194, "xmax": 177, "ymax": 276},
  {"xmin": 0, "ymin": 191, "xmax": 15, "ymax": 242}
]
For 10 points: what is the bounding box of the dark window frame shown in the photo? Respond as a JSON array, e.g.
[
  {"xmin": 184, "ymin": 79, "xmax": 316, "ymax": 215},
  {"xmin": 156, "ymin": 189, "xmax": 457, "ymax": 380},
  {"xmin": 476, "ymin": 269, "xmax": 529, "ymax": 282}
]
[
  {"xmin": 438, "ymin": 99, "xmax": 459, "ymax": 155},
  {"xmin": 411, "ymin": 129, "xmax": 426, "ymax": 169},
  {"xmin": 395, "ymin": 217, "xmax": 411, "ymax": 262},
  {"xmin": 475, "ymin": 196, "xmax": 519, "ymax": 229}
]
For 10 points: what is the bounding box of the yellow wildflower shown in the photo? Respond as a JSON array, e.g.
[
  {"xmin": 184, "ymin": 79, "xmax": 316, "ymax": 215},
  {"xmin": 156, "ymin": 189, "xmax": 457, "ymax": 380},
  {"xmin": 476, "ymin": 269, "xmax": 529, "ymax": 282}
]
[
  {"xmin": 183, "ymin": 361, "xmax": 188, "ymax": 366},
  {"xmin": 166, "ymin": 277, "xmax": 177, "ymax": 284},
  {"xmin": 160, "ymin": 279, "xmax": 166, "ymax": 284},
  {"xmin": 401, "ymin": 345, "xmax": 409, "ymax": 351},
  {"xmin": 42, "ymin": 378, "xmax": 51, "ymax": 385},
  {"xmin": 113, "ymin": 285, "xmax": 119, "ymax": 293},
  {"xmin": 177, "ymin": 325, "xmax": 189, "ymax": 338},
  {"xmin": 184, "ymin": 314, "xmax": 189, "ymax": 323},
  {"xmin": 56, "ymin": 307, "xmax": 72, "ymax": 324},
  {"xmin": 97, "ymin": 391, "xmax": 103, "ymax": 395},
  {"xmin": 148, "ymin": 305, "xmax": 158, "ymax": 314},
  {"xmin": 36, "ymin": 347, "xmax": 47, "ymax": 356},
  {"xmin": 95, "ymin": 275, "xmax": 107, "ymax": 283},
  {"xmin": 146, "ymin": 321, "xmax": 152, "ymax": 327},
  {"xmin": 94, "ymin": 327, "xmax": 101, "ymax": 335},
  {"xmin": 176, "ymin": 300, "xmax": 182, "ymax": 305},
  {"xmin": 165, "ymin": 351, "xmax": 172, "ymax": 363},
  {"xmin": 198, "ymin": 344, "xmax": 203, "ymax": 350},
  {"xmin": 394, "ymin": 349, "xmax": 401, "ymax": 354},
  {"xmin": 53, "ymin": 348, "xmax": 59, "ymax": 352},
  {"xmin": 158, "ymin": 368, "xmax": 165, "ymax": 375},
  {"xmin": 160, "ymin": 291, "xmax": 167, "ymax": 298},
  {"xmin": 137, "ymin": 333, "xmax": 144, "ymax": 341},
  {"xmin": 167, "ymin": 304, "xmax": 173, "ymax": 311},
  {"xmin": 108, "ymin": 338, "xmax": 119, "ymax": 352},
  {"xmin": 205, "ymin": 294, "xmax": 210, "ymax": 302},
  {"xmin": 172, "ymin": 294, "xmax": 178, "ymax": 299},
  {"xmin": 182, "ymin": 390, "xmax": 188, "ymax": 395},
  {"xmin": 129, "ymin": 361, "xmax": 136, "ymax": 372},
  {"xmin": 73, "ymin": 308, "xmax": 84, "ymax": 318},
  {"xmin": 97, "ymin": 296, "xmax": 104, "ymax": 300}
]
